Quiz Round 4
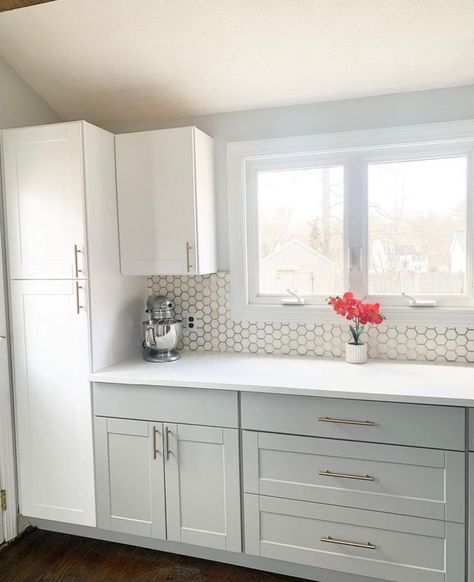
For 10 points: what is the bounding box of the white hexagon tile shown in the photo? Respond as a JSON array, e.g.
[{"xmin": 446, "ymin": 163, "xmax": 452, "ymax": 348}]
[{"xmin": 149, "ymin": 273, "xmax": 474, "ymax": 364}]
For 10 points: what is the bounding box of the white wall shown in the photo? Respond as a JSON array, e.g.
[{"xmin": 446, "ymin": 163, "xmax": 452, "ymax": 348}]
[
  {"xmin": 107, "ymin": 83, "xmax": 474, "ymax": 270},
  {"xmin": 0, "ymin": 55, "xmax": 60, "ymax": 129}
]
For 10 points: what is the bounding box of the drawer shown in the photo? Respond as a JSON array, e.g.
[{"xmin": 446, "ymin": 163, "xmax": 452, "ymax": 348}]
[
  {"xmin": 470, "ymin": 454, "xmax": 474, "ymax": 582},
  {"xmin": 243, "ymin": 431, "xmax": 464, "ymax": 522},
  {"xmin": 93, "ymin": 383, "xmax": 238, "ymax": 428},
  {"xmin": 241, "ymin": 393, "xmax": 465, "ymax": 450},
  {"xmin": 469, "ymin": 409, "xmax": 474, "ymax": 451},
  {"xmin": 244, "ymin": 494, "xmax": 464, "ymax": 582}
]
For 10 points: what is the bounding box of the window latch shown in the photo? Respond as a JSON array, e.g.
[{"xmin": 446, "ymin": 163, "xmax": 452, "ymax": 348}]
[
  {"xmin": 281, "ymin": 289, "xmax": 306, "ymax": 306},
  {"xmin": 402, "ymin": 292, "xmax": 437, "ymax": 308}
]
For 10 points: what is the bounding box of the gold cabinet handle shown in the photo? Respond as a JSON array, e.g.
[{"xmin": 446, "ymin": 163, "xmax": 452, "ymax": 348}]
[
  {"xmin": 318, "ymin": 417, "xmax": 376, "ymax": 427},
  {"xmin": 321, "ymin": 536, "xmax": 376, "ymax": 550},
  {"xmin": 152, "ymin": 426, "xmax": 160, "ymax": 460},
  {"xmin": 74, "ymin": 244, "xmax": 83, "ymax": 278},
  {"xmin": 75, "ymin": 282, "xmax": 84, "ymax": 314},
  {"xmin": 185, "ymin": 242, "xmax": 193, "ymax": 273},
  {"xmin": 319, "ymin": 470, "xmax": 375, "ymax": 481},
  {"xmin": 165, "ymin": 427, "xmax": 172, "ymax": 460}
]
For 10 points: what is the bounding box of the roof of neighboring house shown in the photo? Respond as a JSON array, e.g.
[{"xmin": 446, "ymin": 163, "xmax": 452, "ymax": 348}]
[{"xmin": 262, "ymin": 239, "xmax": 336, "ymax": 266}]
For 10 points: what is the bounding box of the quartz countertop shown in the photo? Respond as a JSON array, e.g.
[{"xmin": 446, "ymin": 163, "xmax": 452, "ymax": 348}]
[{"xmin": 89, "ymin": 351, "xmax": 474, "ymax": 407}]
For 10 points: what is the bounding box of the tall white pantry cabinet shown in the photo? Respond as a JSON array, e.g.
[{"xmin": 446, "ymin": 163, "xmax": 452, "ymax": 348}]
[{"xmin": 1, "ymin": 121, "xmax": 143, "ymax": 526}]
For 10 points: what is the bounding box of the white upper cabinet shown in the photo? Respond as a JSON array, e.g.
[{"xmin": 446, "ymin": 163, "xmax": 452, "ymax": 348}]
[
  {"xmin": 115, "ymin": 126, "xmax": 217, "ymax": 276},
  {"xmin": 2, "ymin": 123, "xmax": 87, "ymax": 279}
]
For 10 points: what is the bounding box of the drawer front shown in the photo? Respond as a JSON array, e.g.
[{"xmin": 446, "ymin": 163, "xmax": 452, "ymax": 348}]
[
  {"xmin": 243, "ymin": 432, "xmax": 464, "ymax": 522},
  {"xmin": 93, "ymin": 383, "xmax": 238, "ymax": 428},
  {"xmin": 470, "ymin": 455, "xmax": 474, "ymax": 582},
  {"xmin": 241, "ymin": 393, "xmax": 465, "ymax": 450},
  {"xmin": 244, "ymin": 494, "xmax": 464, "ymax": 582},
  {"xmin": 469, "ymin": 409, "xmax": 474, "ymax": 451}
]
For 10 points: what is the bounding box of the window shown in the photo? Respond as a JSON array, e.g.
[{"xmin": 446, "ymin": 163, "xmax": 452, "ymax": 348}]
[
  {"xmin": 368, "ymin": 156, "xmax": 468, "ymax": 297},
  {"xmin": 257, "ymin": 166, "xmax": 344, "ymax": 297},
  {"xmin": 229, "ymin": 121, "xmax": 474, "ymax": 323}
]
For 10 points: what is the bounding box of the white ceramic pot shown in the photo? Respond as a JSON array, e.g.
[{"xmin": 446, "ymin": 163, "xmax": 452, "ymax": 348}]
[{"xmin": 345, "ymin": 342, "xmax": 368, "ymax": 364}]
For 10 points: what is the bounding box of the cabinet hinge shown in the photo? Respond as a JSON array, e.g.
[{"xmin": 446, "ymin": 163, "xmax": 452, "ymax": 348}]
[{"xmin": 0, "ymin": 490, "xmax": 6, "ymax": 511}]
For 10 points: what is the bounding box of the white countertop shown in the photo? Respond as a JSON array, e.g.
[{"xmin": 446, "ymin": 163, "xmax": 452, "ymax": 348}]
[{"xmin": 90, "ymin": 351, "xmax": 474, "ymax": 407}]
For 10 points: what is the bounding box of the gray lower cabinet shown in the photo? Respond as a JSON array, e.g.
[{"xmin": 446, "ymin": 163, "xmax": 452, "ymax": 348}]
[
  {"xmin": 242, "ymin": 393, "xmax": 466, "ymax": 582},
  {"xmin": 241, "ymin": 392, "xmax": 465, "ymax": 450},
  {"xmin": 94, "ymin": 417, "xmax": 241, "ymax": 552},
  {"xmin": 244, "ymin": 494, "xmax": 464, "ymax": 582},
  {"xmin": 93, "ymin": 385, "xmax": 467, "ymax": 582},
  {"xmin": 95, "ymin": 418, "xmax": 166, "ymax": 538},
  {"xmin": 470, "ymin": 453, "xmax": 474, "ymax": 582},
  {"xmin": 243, "ymin": 431, "xmax": 465, "ymax": 522},
  {"xmin": 164, "ymin": 423, "xmax": 241, "ymax": 550}
]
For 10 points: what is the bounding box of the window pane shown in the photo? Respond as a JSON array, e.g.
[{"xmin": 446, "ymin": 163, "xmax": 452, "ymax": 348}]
[
  {"xmin": 368, "ymin": 157, "xmax": 467, "ymax": 296},
  {"xmin": 257, "ymin": 166, "xmax": 344, "ymax": 296}
]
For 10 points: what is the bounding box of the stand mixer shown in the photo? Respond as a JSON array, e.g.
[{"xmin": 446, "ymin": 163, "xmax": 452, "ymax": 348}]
[{"xmin": 142, "ymin": 295, "xmax": 182, "ymax": 362}]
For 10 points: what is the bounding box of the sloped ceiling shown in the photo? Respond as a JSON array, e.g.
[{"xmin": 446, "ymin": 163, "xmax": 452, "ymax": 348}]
[{"xmin": 0, "ymin": 0, "xmax": 473, "ymax": 128}]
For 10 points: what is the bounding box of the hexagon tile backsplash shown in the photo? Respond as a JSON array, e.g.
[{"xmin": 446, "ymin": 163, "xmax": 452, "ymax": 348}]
[{"xmin": 149, "ymin": 273, "xmax": 474, "ymax": 364}]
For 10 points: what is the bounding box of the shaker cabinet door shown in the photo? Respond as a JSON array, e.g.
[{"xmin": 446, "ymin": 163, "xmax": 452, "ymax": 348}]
[
  {"xmin": 10, "ymin": 279, "xmax": 95, "ymax": 525},
  {"xmin": 164, "ymin": 423, "xmax": 241, "ymax": 551},
  {"xmin": 95, "ymin": 418, "xmax": 166, "ymax": 539},
  {"xmin": 3, "ymin": 123, "xmax": 86, "ymax": 279},
  {"xmin": 116, "ymin": 127, "xmax": 196, "ymax": 276}
]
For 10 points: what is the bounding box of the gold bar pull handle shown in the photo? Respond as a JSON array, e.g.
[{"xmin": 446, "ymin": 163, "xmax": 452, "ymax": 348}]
[
  {"xmin": 74, "ymin": 244, "xmax": 84, "ymax": 278},
  {"xmin": 75, "ymin": 282, "xmax": 84, "ymax": 315},
  {"xmin": 185, "ymin": 242, "xmax": 193, "ymax": 273},
  {"xmin": 318, "ymin": 417, "xmax": 376, "ymax": 427},
  {"xmin": 319, "ymin": 470, "xmax": 375, "ymax": 482},
  {"xmin": 321, "ymin": 536, "xmax": 376, "ymax": 550},
  {"xmin": 152, "ymin": 426, "xmax": 160, "ymax": 460},
  {"xmin": 165, "ymin": 427, "xmax": 172, "ymax": 461}
]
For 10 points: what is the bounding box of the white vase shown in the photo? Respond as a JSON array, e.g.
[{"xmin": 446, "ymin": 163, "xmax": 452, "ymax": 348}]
[{"xmin": 345, "ymin": 342, "xmax": 368, "ymax": 364}]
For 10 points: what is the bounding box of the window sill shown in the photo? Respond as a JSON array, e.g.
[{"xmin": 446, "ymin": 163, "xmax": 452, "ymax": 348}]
[{"xmin": 231, "ymin": 302, "xmax": 474, "ymax": 325}]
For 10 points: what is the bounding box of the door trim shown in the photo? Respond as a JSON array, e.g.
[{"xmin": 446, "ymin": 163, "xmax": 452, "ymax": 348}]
[{"xmin": 0, "ymin": 213, "xmax": 17, "ymax": 542}]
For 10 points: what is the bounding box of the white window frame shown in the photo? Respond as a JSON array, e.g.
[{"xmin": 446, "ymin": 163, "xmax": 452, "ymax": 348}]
[{"xmin": 228, "ymin": 119, "xmax": 474, "ymax": 324}]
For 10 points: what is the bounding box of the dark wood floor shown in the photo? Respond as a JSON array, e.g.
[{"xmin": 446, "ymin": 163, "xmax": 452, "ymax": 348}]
[{"xmin": 0, "ymin": 528, "xmax": 304, "ymax": 582}]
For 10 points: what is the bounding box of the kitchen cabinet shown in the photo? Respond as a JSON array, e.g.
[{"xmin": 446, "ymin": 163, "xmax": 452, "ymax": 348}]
[
  {"xmin": 2, "ymin": 122, "xmax": 144, "ymax": 526},
  {"xmin": 93, "ymin": 383, "xmax": 240, "ymax": 551},
  {"xmin": 95, "ymin": 415, "xmax": 241, "ymax": 552},
  {"xmin": 115, "ymin": 126, "xmax": 217, "ymax": 276},
  {"xmin": 242, "ymin": 392, "xmax": 465, "ymax": 582},
  {"xmin": 243, "ymin": 431, "xmax": 464, "ymax": 521},
  {"xmin": 244, "ymin": 494, "xmax": 463, "ymax": 582},
  {"xmin": 2, "ymin": 123, "xmax": 86, "ymax": 280},
  {"xmin": 95, "ymin": 418, "xmax": 166, "ymax": 538},
  {"xmin": 10, "ymin": 279, "xmax": 94, "ymax": 525},
  {"xmin": 470, "ymin": 453, "xmax": 474, "ymax": 582},
  {"xmin": 164, "ymin": 423, "xmax": 241, "ymax": 551}
]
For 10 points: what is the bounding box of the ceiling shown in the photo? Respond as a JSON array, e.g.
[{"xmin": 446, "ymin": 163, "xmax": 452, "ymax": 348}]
[{"xmin": 0, "ymin": 0, "xmax": 473, "ymax": 128}]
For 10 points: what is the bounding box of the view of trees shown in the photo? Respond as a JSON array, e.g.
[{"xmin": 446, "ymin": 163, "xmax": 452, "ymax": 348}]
[{"xmin": 368, "ymin": 158, "xmax": 466, "ymax": 295}]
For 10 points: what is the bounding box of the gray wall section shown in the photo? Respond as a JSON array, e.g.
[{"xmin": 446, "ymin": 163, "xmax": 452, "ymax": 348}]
[
  {"xmin": 107, "ymin": 84, "xmax": 474, "ymax": 270},
  {"xmin": 0, "ymin": 55, "xmax": 61, "ymax": 129}
]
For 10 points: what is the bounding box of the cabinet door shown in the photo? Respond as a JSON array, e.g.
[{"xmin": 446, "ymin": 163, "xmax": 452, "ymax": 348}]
[
  {"xmin": 115, "ymin": 127, "xmax": 197, "ymax": 276},
  {"xmin": 95, "ymin": 418, "xmax": 166, "ymax": 539},
  {"xmin": 164, "ymin": 423, "xmax": 241, "ymax": 551},
  {"xmin": 3, "ymin": 123, "xmax": 86, "ymax": 279},
  {"xmin": 470, "ymin": 454, "xmax": 474, "ymax": 582},
  {"xmin": 10, "ymin": 280, "xmax": 95, "ymax": 525}
]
